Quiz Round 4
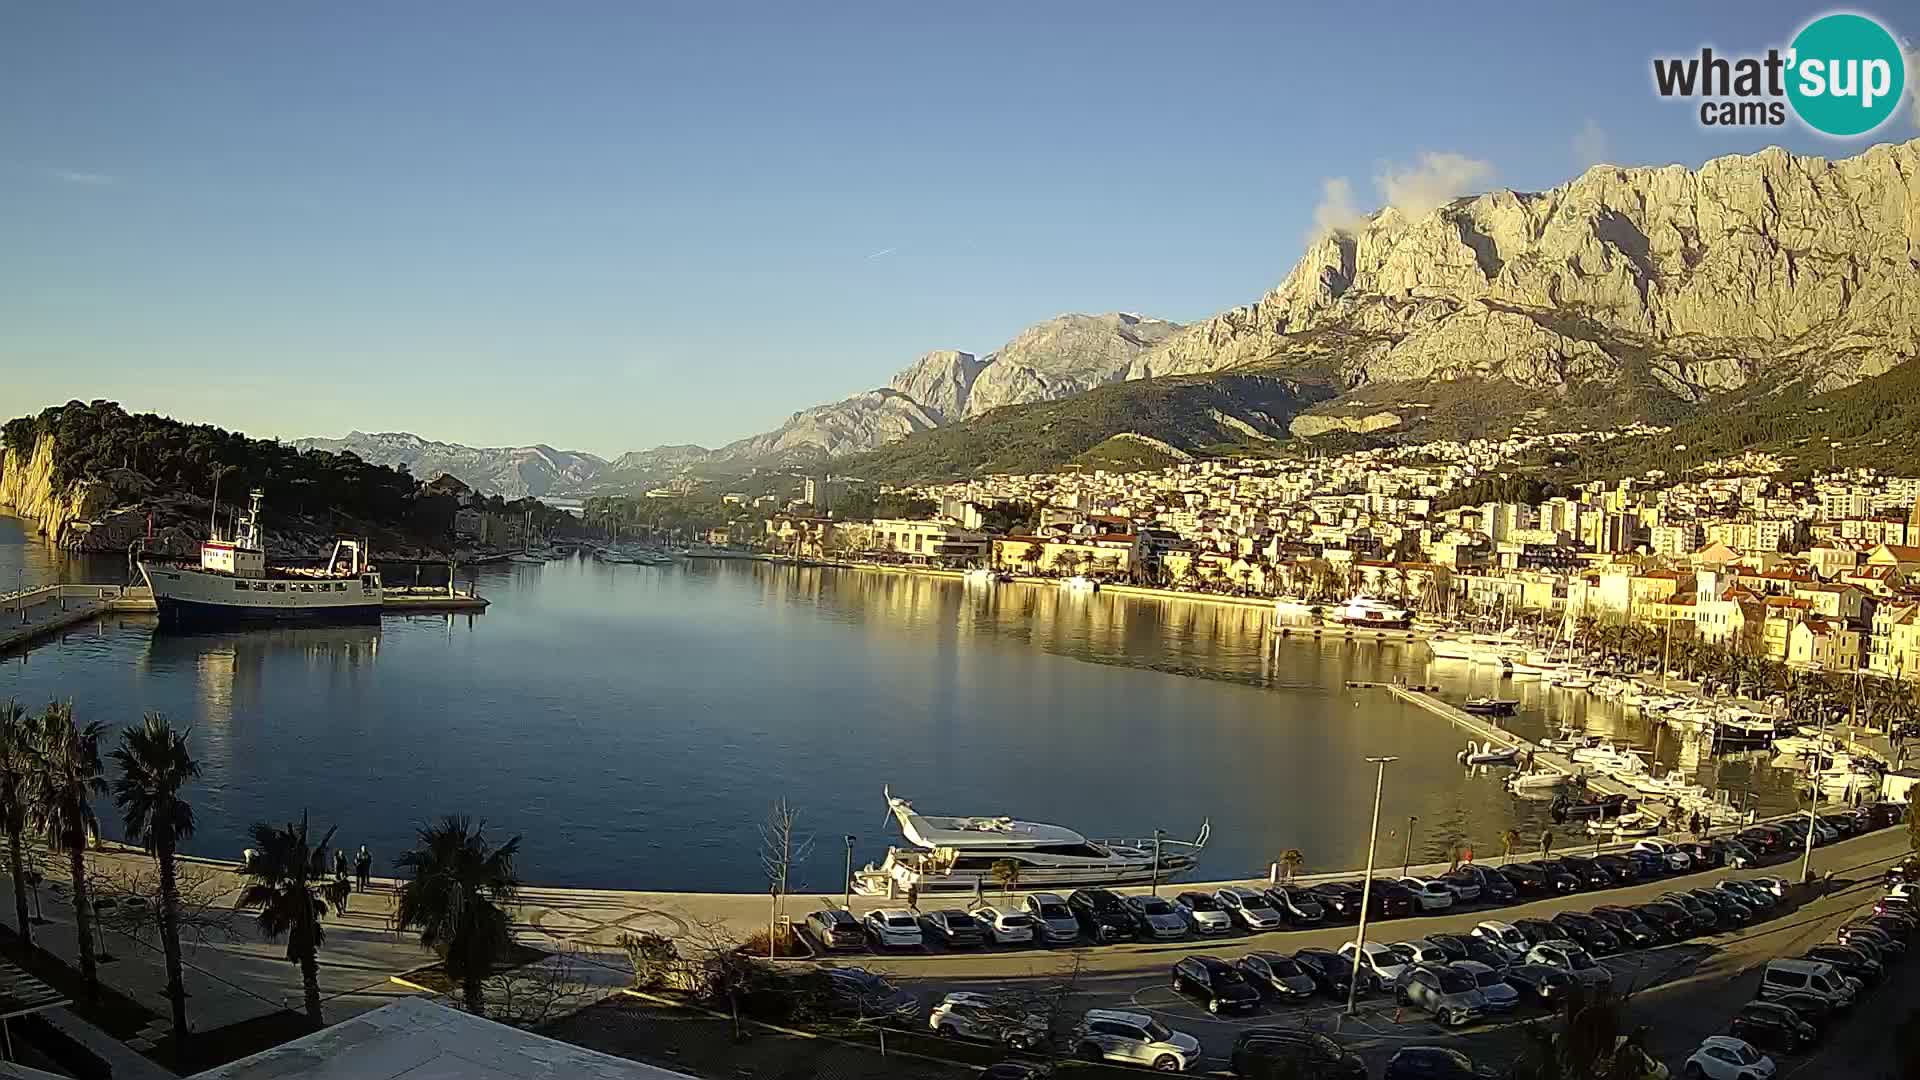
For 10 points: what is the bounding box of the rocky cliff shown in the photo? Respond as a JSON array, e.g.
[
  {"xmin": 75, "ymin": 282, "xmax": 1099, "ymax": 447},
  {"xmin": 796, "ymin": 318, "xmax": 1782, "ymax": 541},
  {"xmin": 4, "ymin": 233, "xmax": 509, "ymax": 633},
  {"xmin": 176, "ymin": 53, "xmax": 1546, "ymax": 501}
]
[
  {"xmin": 1128, "ymin": 140, "xmax": 1920, "ymax": 411},
  {"xmin": 0, "ymin": 434, "xmax": 112, "ymax": 547}
]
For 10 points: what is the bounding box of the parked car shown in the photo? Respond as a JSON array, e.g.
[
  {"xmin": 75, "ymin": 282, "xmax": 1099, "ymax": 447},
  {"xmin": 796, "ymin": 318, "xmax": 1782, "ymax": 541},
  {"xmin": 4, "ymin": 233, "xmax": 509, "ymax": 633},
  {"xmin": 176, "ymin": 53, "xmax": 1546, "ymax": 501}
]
[
  {"xmin": 1422, "ymin": 932, "xmax": 1474, "ymax": 962},
  {"xmin": 1803, "ymin": 943, "xmax": 1882, "ymax": 984},
  {"xmin": 1513, "ymin": 918, "xmax": 1563, "ymax": 946},
  {"xmin": 1216, "ymin": 886, "xmax": 1286, "ymax": 930},
  {"xmin": 1365, "ymin": 879, "xmax": 1419, "ymax": 918},
  {"xmin": 1308, "ymin": 881, "xmax": 1364, "ymax": 919},
  {"xmin": 1688, "ymin": 888, "xmax": 1753, "ymax": 927},
  {"xmin": 1556, "ymin": 855, "xmax": 1614, "ymax": 890},
  {"xmin": 971, "ymin": 906, "xmax": 1036, "ymax": 945},
  {"xmin": 863, "ymin": 908, "xmax": 924, "ymax": 949},
  {"xmin": 1449, "ymin": 960, "xmax": 1518, "ymax": 1012},
  {"xmin": 1524, "ymin": 940, "xmax": 1613, "ymax": 990},
  {"xmin": 1171, "ymin": 890, "xmax": 1233, "ymax": 935},
  {"xmin": 1231, "ymin": 1029, "xmax": 1367, "ymax": 1080},
  {"xmin": 1590, "ymin": 905, "xmax": 1659, "ymax": 948},
  {"xmin": 1397, "ymin": 876, "xmax": 1457, "ymax": 912},
  {"xmin": 1552, "ymin": 911, "xmax": 1622, "ymax": 954},
  {"xmin": 1388, "ymin": 939, "xmax": 1457, "ymax": 967},
  {"xmin": 1124, "ymin": 894, "xmax": 1191, "ymax": 940},
  {"xmin": 1748, "ymin": 876, "xmax": 1790, "ymax": 900},
  {"xmin": 805, "ymin": 907, "xmax": 866, "ymax": 950},
  {"xmin": 1623, "ymin": 849, "xmax": 1669, "ymax": 879},
  {"xmin": 1768, "ymin": 992, "xmax": 1839, "ymax": 1034},
  {"xmin": 1886, "ymin": 857, "xmax": 1920, "ymax": 886},
  {"xmin": 1458, "ymin": 864, "xmax": 1517, "ymax": 904},
  {"xmin": 1683, "ymin": 1036, "xmax": 1774, "ymax": 1080},
  {"xmin": 1737, "ymin": 827, "xmax": 1786, "ymax": 856},
  {"xmin": 1632, "ymin": 839, "xmax": 1693, "ymax": 873},
  {"xmin": 1711, "ymin": 839, "xmax": 1758, "ymax": 870},
  {"xmin": 1023, "ymin": 893, "xmax": 1082, "ymax": 943},
  {"xmin": 1836, "ymin": 921, "xmax": 1905, "ymax": 959},
  {"xmin": 1456, "ymin": 936, "xmax": 1516, "ymax": 969},
  {"xmin": 820, "ymin": 967, "xmax": 921, "ymax": 1021},
  {"xmin": 1340, "ymin": 939, "xmax": 1412, "ymax": 992},
  {"xmin": 920, "ymin": 908, "xmax": 987, "ymax": 947},
  {"xmin": 1236, "ymin": 951, "xmax": 1318, "ymax": 999},
  {"xmin": 1171, "ymin": 955, "xmax": 1261, "ymax": 1014},
  {"xmin": 1756, "ymin": 959, "xmax": 1855, "ymax": 1009},
  {"xmin": 1658, "ymin": 892, "xmax": 1721, "ymax": 933},
  {"xmin": 1529, "ymin": 859, "xmax": 1584, "ymax": 894},
  {"xmin": 1394, "ymin": 963, "xmax": 1487, "ymax": 1027},
  {"xmin": 1502, "ymin": 962, "xmax": 1575, "ymax": 1006},
  {"xmin": 1262, "ymin": 885, "xmax": 1326, "ymax": 925},
  {"xmin": 1727, "ymin": 1002, "xmax": 1817, "ymax": 1054},
  {"xmin": 1073, "ymin": 1009, "xmax": 1201, "ymax": 1072},
  {"xmin": 1675, "ymin": 842, "xmax": 1721, "ymax": 870},
  {"xmin": 1717, "ymin": 880, "xmax": 1775, "ymax": 912},
  {"xmin": 928, "ymin": 992, "xmax": 1046, "ymax": 1047},
  {"xmin": 1592, "ymin": 853, "xmax": 1643, "ymax": 884},
  {"xmin": 1382, "ymin": 1047, "xmax": 1484, "ymax": 1080},
  {"xmin": 1637, "ymin": 900, "xmax": 1694, "ymax": 939},
  {"xmin": 1471, "ymin": 920, "xmax": 1532, "ymax": 960},
  {"xmin": 1494, "ymin": 862, "xmax": 1550, "ymax": 896},
  {"xmin": 1293, "ymin": 947, "xmax": 1358, "ymax": 995},
  {"xmin": 1438, "ymin": 869, "xmax": 1484, "ymax": 904},
  {"xmin": 1067, "ymin": 888, "xmax": 1135, "ymax": 943}
]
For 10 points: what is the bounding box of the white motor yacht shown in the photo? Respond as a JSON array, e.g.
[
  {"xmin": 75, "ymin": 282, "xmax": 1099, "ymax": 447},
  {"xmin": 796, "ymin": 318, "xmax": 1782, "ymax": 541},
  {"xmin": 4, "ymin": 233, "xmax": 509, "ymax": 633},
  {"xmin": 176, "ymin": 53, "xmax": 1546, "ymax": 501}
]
[
  {"xmin": 851, "ymin": 791, "xmax": 1209, "ymax": 897},
  {"xmin": 1331, "ymin": 595, "xmax": 1412, "ymax": 629},
  {"xmin": 1060, "ymin": 575, "xmax": 1100, "ymax": 593}
]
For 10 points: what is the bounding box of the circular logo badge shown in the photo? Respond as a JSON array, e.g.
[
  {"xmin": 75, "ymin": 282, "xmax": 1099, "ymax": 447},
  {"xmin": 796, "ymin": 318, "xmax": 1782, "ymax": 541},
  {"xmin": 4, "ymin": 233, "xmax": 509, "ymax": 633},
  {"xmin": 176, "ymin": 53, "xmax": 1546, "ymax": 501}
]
[{"xmin": 1786, "ymin": 13, "xmax": 1906, "ymax": 136}]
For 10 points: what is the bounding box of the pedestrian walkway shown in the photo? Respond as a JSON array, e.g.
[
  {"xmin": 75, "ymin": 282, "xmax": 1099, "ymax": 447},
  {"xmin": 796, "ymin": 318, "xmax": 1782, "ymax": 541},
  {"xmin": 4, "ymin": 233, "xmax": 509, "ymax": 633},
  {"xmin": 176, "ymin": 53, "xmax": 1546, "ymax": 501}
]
[{"xmin": 0, "ymin": 592, "xmax": 112, "ymax": 657}]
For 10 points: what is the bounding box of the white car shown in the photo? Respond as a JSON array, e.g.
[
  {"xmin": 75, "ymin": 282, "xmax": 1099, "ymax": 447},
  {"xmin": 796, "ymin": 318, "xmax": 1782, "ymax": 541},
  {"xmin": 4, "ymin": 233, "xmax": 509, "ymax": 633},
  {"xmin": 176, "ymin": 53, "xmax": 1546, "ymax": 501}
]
[
  {"xmin": 1524, "ymin": 940, "xmax": 1613, "ymax": 991},
  {"xmin": 1338, "ymin": 940, "xmax": 1410, "ymax": 992},
  {"xmin": 1472, "ymin": 920, "xmax": 1531, "ymax": 961},
  {"xmin": 971, "ymin": 906, "xmax": 1036, "ymax": 945},
  {"xmin": 1632, "ymin": 839, "xmax": 1693, "ymax": 872},
  {"xmin": 1397, "ymin": 876, "xmax": 1456, "ymax": 912},
  {"xmin": 928, "ymin": 992, "xmax": 1046, "ymax": 1048},
  {"xmin": 1683, "ymin": 1035, "xmax": 1774, "ymax": 1080},
  {"xmin": 1215, "ymin": 886, "xmax": 1284, "ymax": 930},
  {"xmin": 1388, "ymin": 939, "xmax": 1455, "ymax": 966},
  {"xmin": 1073, "ymin": 1009, "xmax": 1201, "ymax": 1072},
  {"xmin": 863, "ymin": 908, "xmax": 923, "ymax": 949}
]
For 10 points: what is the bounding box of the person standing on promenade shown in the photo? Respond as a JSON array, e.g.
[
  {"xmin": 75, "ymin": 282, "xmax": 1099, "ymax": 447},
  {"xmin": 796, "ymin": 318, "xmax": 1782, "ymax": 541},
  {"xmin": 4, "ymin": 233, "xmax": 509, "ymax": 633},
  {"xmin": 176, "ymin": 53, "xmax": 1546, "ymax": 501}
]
[
  {"xmin": 355, "ymin": 845, "xmax": 372, "ymax": 891},
  {"xmin": 334, "ymin": 849, "xmax": 352, "ymax": 912}
]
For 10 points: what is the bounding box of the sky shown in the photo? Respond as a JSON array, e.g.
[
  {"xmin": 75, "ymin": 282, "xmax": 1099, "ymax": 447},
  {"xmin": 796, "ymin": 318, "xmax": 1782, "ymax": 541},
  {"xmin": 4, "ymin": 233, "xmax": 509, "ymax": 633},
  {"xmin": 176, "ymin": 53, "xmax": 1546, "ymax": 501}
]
[{"xmin": 3, "ymin": 2, "xmax": 1916, "ymax": 458}]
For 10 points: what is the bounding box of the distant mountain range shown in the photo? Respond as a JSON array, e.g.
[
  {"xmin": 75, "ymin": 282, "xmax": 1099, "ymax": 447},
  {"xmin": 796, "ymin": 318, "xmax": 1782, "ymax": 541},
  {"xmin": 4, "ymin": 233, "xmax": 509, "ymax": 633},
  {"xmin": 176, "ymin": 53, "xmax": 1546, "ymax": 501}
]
[{"xmin": 306, "ymin": 139, "xmax": 1920, "ymax": 493}]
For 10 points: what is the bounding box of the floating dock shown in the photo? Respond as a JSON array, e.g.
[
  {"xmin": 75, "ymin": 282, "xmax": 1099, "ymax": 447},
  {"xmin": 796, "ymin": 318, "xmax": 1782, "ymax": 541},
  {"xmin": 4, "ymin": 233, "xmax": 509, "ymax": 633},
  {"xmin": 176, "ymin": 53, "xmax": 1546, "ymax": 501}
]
[{"xmin": 1385, "ymin": 684, "xmax": 1635, "ymax": 798}]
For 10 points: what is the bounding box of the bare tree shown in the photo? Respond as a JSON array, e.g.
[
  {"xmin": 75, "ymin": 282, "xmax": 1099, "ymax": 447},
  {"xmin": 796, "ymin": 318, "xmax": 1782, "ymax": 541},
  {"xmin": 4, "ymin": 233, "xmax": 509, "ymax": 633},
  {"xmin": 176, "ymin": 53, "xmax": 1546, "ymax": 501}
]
[
  {"xmin": 995, "ymin": 954, "xmax": 1088, "ymax": 1064},
  {"xmin": 758, "ymin": 799, "xmax": 814, "ymax": 959},
  {"xmin": 481, "ymin": 942, "xmax": 602, "ymax": 1028},
  {"xmin": 91, "ymin": 860, "xmax": 239, "ymax": 951}
]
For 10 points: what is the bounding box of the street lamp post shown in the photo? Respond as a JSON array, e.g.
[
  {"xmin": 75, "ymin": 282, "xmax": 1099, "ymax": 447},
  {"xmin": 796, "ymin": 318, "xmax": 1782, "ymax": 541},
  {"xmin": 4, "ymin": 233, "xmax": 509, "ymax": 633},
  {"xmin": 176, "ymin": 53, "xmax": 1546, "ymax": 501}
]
[
  {"xmin": 843, "ymin": 835, "xmax": 857, "ymax": 911},
  {"xmin": 1346, "ymin": 755, "xmax": 1398, "ymax": 1017},
  {"xmin": 1152, "ymin": 829, "xmax": 1167, "ymax": 897},
  {"xmin": 1401, "ymin": 816, "xmax": 1417, "ymax": 875}
]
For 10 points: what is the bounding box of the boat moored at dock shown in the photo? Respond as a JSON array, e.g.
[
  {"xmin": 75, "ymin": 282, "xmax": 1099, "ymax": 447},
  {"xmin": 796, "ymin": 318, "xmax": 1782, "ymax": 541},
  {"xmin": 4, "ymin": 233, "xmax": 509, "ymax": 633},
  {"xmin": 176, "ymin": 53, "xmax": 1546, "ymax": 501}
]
[{"xmin": 140, "ymin": 491, "xmax": 383, "ymax": 625}]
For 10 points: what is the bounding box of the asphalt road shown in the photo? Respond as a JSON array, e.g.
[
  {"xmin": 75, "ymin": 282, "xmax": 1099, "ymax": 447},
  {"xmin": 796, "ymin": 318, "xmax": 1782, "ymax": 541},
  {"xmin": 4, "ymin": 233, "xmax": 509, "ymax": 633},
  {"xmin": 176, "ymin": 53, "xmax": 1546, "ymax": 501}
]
[{"xmin": 848, "ymin": 826, "xmax": 1913, "ymax": 1075}]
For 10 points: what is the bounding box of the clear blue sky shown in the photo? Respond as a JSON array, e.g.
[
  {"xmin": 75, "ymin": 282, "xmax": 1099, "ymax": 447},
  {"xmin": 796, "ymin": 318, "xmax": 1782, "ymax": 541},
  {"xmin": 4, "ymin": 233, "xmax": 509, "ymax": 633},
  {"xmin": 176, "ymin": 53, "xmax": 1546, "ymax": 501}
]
[{"xmin": 3, "ymin": 2, "xmax": 1914, "ymax": 457}]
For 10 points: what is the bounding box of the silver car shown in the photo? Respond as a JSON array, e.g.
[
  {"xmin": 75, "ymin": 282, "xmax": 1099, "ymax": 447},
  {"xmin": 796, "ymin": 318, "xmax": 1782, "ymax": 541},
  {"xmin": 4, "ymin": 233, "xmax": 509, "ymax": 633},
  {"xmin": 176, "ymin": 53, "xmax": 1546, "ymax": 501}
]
[
  {"xmin": 1450, "ymin": 960, "xmax": 1518, "ymax": 1012},
  {"xmin": 1394, "ymin": 964, "xmax": 1487, "ymax": 1027},
  {"xmin": 1022, "ymin": 892, "xmax": 1082, "ymax": 943},
  {"xmin": 1123, "ymin": 894, "xmax": 1190, "ymax": 940},
  {"xmin": 1525, "ymin": 940, "xmax": 1613, "ymax": 991},
  {"xmin": 1173, "ymin": 890, "xmax": 1235, "ymax": 935}
]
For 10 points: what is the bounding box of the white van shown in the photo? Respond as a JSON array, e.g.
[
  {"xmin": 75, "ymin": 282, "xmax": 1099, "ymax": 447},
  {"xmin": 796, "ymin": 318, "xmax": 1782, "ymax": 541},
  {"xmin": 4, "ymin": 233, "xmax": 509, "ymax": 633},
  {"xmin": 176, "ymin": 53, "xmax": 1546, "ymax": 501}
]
[{"xmin": 1756, "ymin": 958, "xmax": 1854, "ymax": 1007}]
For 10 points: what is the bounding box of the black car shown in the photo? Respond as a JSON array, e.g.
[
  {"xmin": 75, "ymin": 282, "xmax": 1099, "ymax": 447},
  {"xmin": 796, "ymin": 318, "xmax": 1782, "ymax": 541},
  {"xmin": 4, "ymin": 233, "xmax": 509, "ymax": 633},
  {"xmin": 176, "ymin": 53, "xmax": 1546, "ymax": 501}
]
[
  {"xmin": 1589, "ymin": 906, "xmax": 1657, "ymax": 948},
  {"xmin": 1263, "ymin": 886, "xmax": 1326, "ymax": 925},
  {"xmin": 1592, "ymin": 854, "xmax": 1642, "ymax": 885},
  {"xmin": 1172, "ymin": 955, "xmax": 1261, "ymax": 1014},
  {"xmin": 1066, "ymin": 888, "xmax": 1134, "ymax": 943},
  {"xmin": 1551, "ymin": 912, "xmax": 1622, "ymax": 954},
  {"xmin": 1805, "ymin": 943, "xmax": 1883, "ymax": 983},
  {"xmin": 1817, "ymin": 813, "xmax": 1861, "ymax": 839},
  {"xmin": 1728, "ymin": 1001, "xmax": 1817, "ymax": 1053},
  {"xmin": 1637, "ymin": 900, "xmax": 1693, "ymax": 939},
  {"xmin": 1530, "ymin": 859, "xmax": 1583, "ymax": 894},
  {"xmin": 1718, "ymin": 879, "xmax": 1776, "ymax": 912},
  {"xmin": 1691, "ymin": 888, "xmax": 1754, "ymax": 926},
  {"xmin": 1676, "ymin": 842, "xmax": 1721, "ymax": 870},
  {"xmin": 804, "ymin": 907, "xmax": 866, "ymax": 950},
  {"xmin": 1711, "ymin": 839, "xmax": 1759, "ymax": 869},
  {"xmin": 1423, "ymin": 933, "xmax": 1475, "ymax": 963},
  {"xmin": 1496, "ymin": 863, "xmax": 1550, "ymax": 896},
  {"xmin": 1237, "ymin": 951, "xmax": 1319, "ymax": 999},
  {"xmin": 1624, "ymin": 850, "xmax": 1669, "ymax": 879},
  {"xmin": 1738, "ymin": 826, "xmax": 1787, "ymax": 856},
  {"xmin": 1503, "ymin": 962, "xmax": 1574, "ymax": 1006},
  {"xmin": 1308, "ymin": 882, "xmax": 1364, "ymax": 919},
  {"xmin": 1232, "ymin": 1029, "xmax": 1367, "ymax": 1080},
  {"xmin": 1383, "ymin": 1047, "xmax": 1481, "ymax": 1080},
  {"xmin": 1556, "ymin": 856, "xmax": 1614, "ymax": 890},
  {"xmin": 920, "ymin": 909, "xmax": 988, "ymax": 947},
  {"xmin": 1837, "ymin": 921, "xmax": 1906, "ymax": 957},
  {"xmin": 1459, "ymin": 864, "xmax": 1517, "ymax": 904},
  {"xmin": 1513, "ymin": 918, "xmax": 1562, "ymax": 946},
  {"xmin": 1847, "ymin": 913, "xmax": 1915, "ymax": 944},
  {"xmin": 1772, "ymin": 991, "xmax": 1840, "ymax": 1033},
  {"xmin": 1658, "ymin": 892, "xmax": 1720, "ymax": 933},
  {"xmin": 1367, "ymin": 879, "xmax": 1418, "ymax": 918},
  {"xmin": 1438, "ymin": 869, "xmax": 1485, "ymax": 904},
  {"xmin": 1293, "ymin": 947, "xmax": 1358, "ymax": 994},
  {"xmin": 1458, "ymin": 937, "xmax": 1515, "ymax": 969}
]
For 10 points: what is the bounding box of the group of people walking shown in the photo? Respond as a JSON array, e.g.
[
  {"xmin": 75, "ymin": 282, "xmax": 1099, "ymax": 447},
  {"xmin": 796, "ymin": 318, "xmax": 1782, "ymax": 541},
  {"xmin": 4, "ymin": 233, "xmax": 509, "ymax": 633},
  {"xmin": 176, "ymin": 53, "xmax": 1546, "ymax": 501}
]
[{"xmin": 334, "ymin": 844, "xmax": 374, "ymax": 909}]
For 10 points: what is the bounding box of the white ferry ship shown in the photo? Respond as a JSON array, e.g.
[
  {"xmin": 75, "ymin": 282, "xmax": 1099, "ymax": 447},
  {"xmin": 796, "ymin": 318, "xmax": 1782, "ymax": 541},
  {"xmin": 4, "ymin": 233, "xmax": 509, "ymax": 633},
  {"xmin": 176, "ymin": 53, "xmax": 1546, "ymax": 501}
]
[
  {"xmin": 141, "ymin": 490, "xmax": 383, "ymax": 624},
  {"xmin": 851, "ymin": 790, "xmax": 1209, "ymax": 897}
]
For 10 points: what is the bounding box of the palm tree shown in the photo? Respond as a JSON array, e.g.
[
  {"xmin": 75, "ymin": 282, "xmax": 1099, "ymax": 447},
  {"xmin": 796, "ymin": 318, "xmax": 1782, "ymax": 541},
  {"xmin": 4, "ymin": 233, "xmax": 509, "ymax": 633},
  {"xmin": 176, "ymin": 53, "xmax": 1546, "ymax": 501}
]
[
  {"xmin": 0, "ymin": 702, "xmax": 35, "ymax": 949},
  {"xmin": 1278, "ymin": 848, "xmax": 1304, "ymax": 883},
  {"xmin": 989, "ymin": 858, "xmax": 1021, "ymax": 900},
  {"xmin": 29, "ymin": 702, "xmax": 107, "ymax": 999},
  {"xmin": 237, "ymin": 814, "xmax": 349, "ymax": 1025},
  {"xmin": 111, "ymin": 713, "xmax": 200, "ymax": 1047},
  {"xmin": 394, "ymin": 816, "xmax": 522, "ymax": 1017}
]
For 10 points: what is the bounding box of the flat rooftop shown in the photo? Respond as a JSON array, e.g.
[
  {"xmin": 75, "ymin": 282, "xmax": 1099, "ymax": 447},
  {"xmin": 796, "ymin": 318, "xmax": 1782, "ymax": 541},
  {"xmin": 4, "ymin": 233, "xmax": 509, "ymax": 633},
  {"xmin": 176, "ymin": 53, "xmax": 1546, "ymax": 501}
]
[{"xmin": 189, "ymin": 997, "xmax": 693, "ymax": 1080}]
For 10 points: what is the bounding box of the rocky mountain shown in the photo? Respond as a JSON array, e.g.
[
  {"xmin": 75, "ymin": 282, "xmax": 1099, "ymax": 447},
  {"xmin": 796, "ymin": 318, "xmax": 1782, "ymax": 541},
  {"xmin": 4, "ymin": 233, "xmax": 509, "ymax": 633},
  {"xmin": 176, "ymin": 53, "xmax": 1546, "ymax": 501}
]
[
  {"xmin": 292, "ymin": 432, "xmax": 607, "ymax": 498},
  {"xmin": 962, "ymin": 312, "xmax": 1181, "ymax": 417},
  {"xmin": 704, "ymin": 389, "xmax": 943, "ymax": 465},
  {"xmin": 1126, "ymin": 140, "xmax": 1920, "ymax": 436}
]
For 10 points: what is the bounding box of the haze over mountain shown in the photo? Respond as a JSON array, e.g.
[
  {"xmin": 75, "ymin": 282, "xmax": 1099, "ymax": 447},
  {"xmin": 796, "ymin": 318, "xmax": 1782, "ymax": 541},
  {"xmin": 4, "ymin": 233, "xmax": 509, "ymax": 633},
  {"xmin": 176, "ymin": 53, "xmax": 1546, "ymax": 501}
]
[{"xmin": 308, "ymin": 140, "xmax": 1920, "ymax": 493}]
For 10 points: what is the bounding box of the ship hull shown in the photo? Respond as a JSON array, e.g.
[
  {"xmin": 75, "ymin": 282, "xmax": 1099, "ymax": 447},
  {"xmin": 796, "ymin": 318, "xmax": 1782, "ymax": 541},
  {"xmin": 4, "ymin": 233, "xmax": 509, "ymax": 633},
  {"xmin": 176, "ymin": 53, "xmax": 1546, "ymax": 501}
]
[
  {"xmin": 153, "ymin": 597, "xmax": 382, "ymax": 626},
  {"xmin": 143, "ymin": 565, "xmax": 383, "ymax": 626}
]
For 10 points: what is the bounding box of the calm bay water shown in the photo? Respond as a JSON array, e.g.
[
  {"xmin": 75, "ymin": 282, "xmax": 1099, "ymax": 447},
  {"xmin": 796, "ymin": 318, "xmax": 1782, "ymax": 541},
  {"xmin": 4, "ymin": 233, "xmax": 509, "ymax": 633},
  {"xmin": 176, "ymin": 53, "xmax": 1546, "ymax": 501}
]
[{"xmin": 0, "ymin": 515, "xmax": 1801, "ymax": 891}]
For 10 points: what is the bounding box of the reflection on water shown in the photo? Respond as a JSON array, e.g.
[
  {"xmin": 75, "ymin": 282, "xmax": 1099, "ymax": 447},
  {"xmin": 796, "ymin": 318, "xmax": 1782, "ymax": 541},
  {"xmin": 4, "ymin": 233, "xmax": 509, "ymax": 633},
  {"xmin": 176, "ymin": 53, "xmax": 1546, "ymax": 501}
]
[{"xmin": 1, "ymin": 517, "xmax": 1808, "ymax": 891}]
